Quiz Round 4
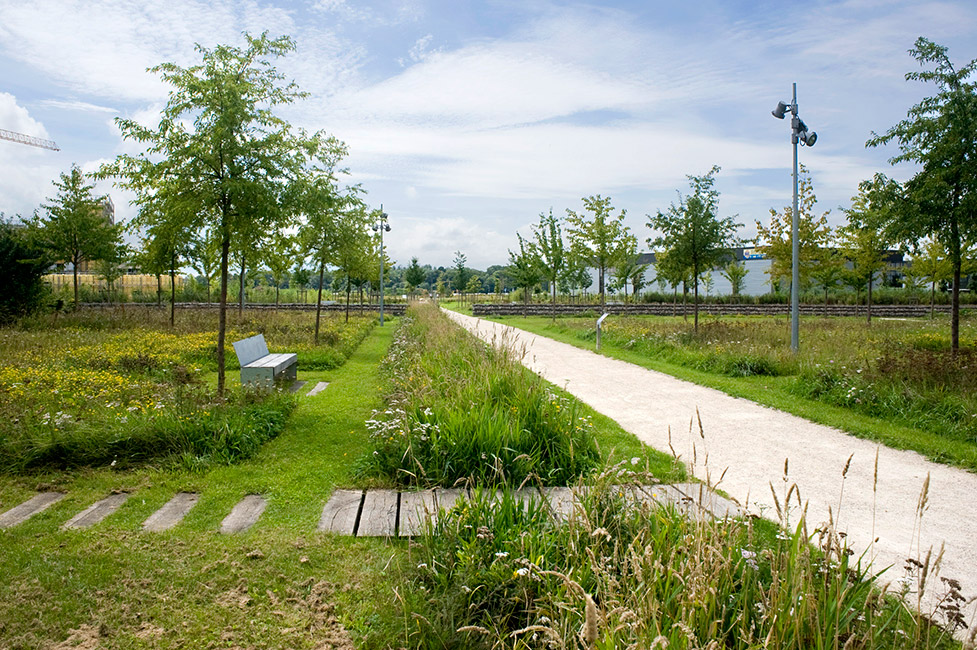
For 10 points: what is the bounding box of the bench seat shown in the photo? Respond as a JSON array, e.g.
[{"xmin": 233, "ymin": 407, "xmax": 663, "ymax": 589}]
[{"xmin": 233, "ymin": 335, "xmax": 297, "ymax": 388}]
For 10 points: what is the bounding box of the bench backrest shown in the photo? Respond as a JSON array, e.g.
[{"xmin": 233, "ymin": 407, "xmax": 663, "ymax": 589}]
[{"xmin": 232, "ymin": 334, "xmax": 270, "ymax": 367}]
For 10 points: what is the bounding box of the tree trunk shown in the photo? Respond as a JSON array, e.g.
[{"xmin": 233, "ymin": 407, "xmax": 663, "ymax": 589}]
[
  {"xmin": 952, "ymin": 263, "xmax": 961, "ymax": 355},
  {"xmin": 824, "ymin": 287, "xmax": 829, "ymax": 317},
  {"xmin": 156, "ymin": 274, "xmax": 163, "ymax": 307},
  {"xmin": 345, "ymin": 276, "xmax": 351, "ymax": 323},
  {"xmin": 169, "ymin": 254, "xmax": 176, "ymax": 327},
  {"xmin": 866, "ymin": 275, "xmax": 873, "ymax": 325},
  {"xmin": 72, "ymin": 257, "xmax": 80, "ymax": 308},
  {"xmin": 598, "ymin": 266, "xmax": 605, "ymax": 312},
  {"xmin": 693, "ymin": 271, "xmax": 700, "ymax": 333},
  {"xmin": 238, "ymin": 253, "xmax": 245, "ymax": 317},
  {"xmin": 315, "ymin": 257, "xmax": 325, "ymax": 345},
  {"xmin": 217, "ymin": 227, "xmax": 230, "ymax": 397},
  {"xmin": 930, "ymin": 280, "xmax": 936, "ymax": 319},
  {"xmin": 275, "ymin": 283, "xmax": 280, "ymax": 307}
]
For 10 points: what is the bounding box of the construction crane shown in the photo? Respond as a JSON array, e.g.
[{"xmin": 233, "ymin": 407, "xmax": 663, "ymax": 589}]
[{"xmin": 0, "ymin": 128, "xmax": 59, "ymax": 151}]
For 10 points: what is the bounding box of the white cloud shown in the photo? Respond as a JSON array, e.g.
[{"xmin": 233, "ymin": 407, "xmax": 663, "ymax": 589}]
[
  {"xmin": 38, "ymin": 99, "xmax": 119, "ymax": 114},
  {"xmin": 0, "ymin": 0, "xmax": 298, "ymax": 102}
]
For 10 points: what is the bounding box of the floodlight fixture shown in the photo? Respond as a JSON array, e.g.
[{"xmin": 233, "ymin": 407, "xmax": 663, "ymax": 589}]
[{"xmin": 772, "ymin": 101, "xmax": 789, "ymax": 119}]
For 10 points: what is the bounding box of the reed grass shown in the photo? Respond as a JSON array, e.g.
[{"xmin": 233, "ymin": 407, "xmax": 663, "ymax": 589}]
[
  {"xmin": 401, "ymin": 465, "xmax": 965, "ymax": 649},
  {"xmin": 357, "ymin": 303, "xmax": 601, "ymax": 488}
]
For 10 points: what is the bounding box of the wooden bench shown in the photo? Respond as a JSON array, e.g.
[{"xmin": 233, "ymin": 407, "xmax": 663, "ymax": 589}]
[{"xmin": 232, "ymin": 334, "xmax": 297, "ymax": 388}]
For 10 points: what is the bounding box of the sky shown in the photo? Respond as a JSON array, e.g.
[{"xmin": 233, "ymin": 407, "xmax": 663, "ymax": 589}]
[{"xmin": 1, "ymin": 0, "xmax": 975, "ymax": 270}]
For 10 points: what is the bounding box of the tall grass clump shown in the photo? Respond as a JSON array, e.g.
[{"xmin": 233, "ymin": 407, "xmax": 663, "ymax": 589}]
[
  {"xmin": 358, "ymin": 303, "xmax": 600, "ymax": 488},
  {"xmin": 399, "ymin": 466, "xmax": 965, "ymax": 649}
]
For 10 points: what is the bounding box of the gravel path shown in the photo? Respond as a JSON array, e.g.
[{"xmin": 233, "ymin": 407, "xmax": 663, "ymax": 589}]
[{"xmin": 446, "ymin": 310, "xmax": 977, "ymax": 623}]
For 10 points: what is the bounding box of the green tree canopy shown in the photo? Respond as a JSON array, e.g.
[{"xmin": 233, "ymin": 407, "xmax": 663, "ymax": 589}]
[
  {"xmin": 566, "ymin": 195, "xmax": 633, "ymax": 310},
  {"xmin": 507, "ymin": 234, "xmax": 543, "ymax": 306},
  {"xmin": 838, "ymin": 174, "xmax": 900, "ymax": 323},
  {"xmin": 0, "ymin": 218, "xmax": 50, "ymax": 321},
  {"xmin": 32, "ymin": 165, "xmax": 118, "ymax": 307},
  {"xmin": 528, "ymin": 209, "xmax": 568, "ymax": 309},
  {"xmin": 648, "ymin": 166, "xmax": 740, "ymax": 331},
  {"xmin": 100, "ymin": 32, "xmax": 345, "ymax": 393},
  {"xmin": 755, "ymin": 164, "xmax": 832, "ymax": 295},
  {"xmin": 867, "ymin": 37, "xmax": 977, "ymax": 352},
  {"xmin": 404, "ymin": 257, "xmax": 426, "ymax": 295}
]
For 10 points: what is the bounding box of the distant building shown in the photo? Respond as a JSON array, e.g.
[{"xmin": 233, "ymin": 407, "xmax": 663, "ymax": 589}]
[{"xmin": 631, "ymin": 247, "xmax": 907, "ymax": 297}]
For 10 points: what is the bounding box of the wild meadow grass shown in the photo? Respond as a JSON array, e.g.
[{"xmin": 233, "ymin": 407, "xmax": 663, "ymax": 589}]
[
  {"xmin": 490, "ymin": 314, "xmax": 977, "ymax": 470},
  {"xmin": 0, "ymin": 307, "xmax": 375, "ymax": 472},
  {"xmin": 401, "ymin": 464, "xmax": 966, "ymax": 650},
  {"xmin": 356, "ymin": 303, "xmax": 602, "ymax": 488}
]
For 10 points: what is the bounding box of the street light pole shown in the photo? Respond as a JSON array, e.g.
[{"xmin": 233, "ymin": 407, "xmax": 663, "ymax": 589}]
[
  {"xmin": 772, "ymin": 83, "xmax": 817, "ymax": 354},
  {"xmin": 372, "ymin": 205, "xmax": 391, "ymax": 326},
  {"xmin": 791, "ymin": 83, "xmax": 800, "ymax": 354}
]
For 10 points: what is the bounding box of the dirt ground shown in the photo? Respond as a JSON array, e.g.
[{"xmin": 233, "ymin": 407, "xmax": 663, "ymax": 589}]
[{"xmin": 447, "ymin": 311, "xmax": 977, "ymax": 630}]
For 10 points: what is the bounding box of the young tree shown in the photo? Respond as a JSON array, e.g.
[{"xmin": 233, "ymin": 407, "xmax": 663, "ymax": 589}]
[
  {"xmin": 452, "ymin": 251, "xmax": 470, "ymax": 299},
  {"xmin": 33, "ymin": 165, "xmax": 117, "ymax": 307},
  {"xmin": 755, "ymin": 164, "xmax": 832, "ymax": 295},
  {"xmin": 404, "ymin": 257, "xmax": 425, "ymax": 297},
  {"xmin": 96, "ymin": 241, "xmax": 130, "ymax": 303},
  {"xmin": 720, "ymin": 259, "xmax": 748, "ymax": 300},
  {"xmin": 566, "ymin": 195, "xmax": 632, "ymax": 310},
  {"xmin": 839, "ymin": 175, "xmax": 900, "ymax": 324},
  {"xmin": 701, "ymin": 271, "xmax": 715, "ymax": 297},
  {"xmin": 331, "ymin": 203, "xmax": 371, "ymax": 322},
  {"xmin": 262, "ymin": 228, "xmax": 297, "ymax": 307},
  {"xmin": 186, "ymin": 226, "xmax": 220, "ymax": 303},
  {"xmin": 648, "ymin": 166, "xmax": 741, "ymax": 331},
  {"xmin": 101, "ymin": 33, "xmax": 345, "ymax": 393},
  {"xmin": 809, "ymin": 249, "xmax": 846, "ymax": 316},
  {"xmin": 867, "ymin": 37, "xmax": 977, "ymax": 352},
  {"xmin": 528, "ymin": 209, "xmax": 568, "ymax": 310},
  {"xmin": 465, "ymin": 274, "xmax": 483, "ymax": 297},
  {"xmin": 910, "ymin": 239, "xmax": 954, "ymax": 317},
  {"xmin": 507, "ymin": 234, "xmax": 543, "ymax": 309}
]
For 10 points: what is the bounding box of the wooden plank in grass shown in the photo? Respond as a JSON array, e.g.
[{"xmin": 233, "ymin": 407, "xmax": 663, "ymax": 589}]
[
  {"xmin": 142, "ymin": 493, "xmax": 199, "ymax": 532},
  {"xmin": 318, "ymin": 490, "xmax": 363, "ymax": 535},
  {"xmin": 671, "ymin": 482, "xmax": 743, "ymax": 519},
  {"xmin": 0, "ymin": 492, "xmax": 64, "ymax": 529},
  {"xmin": 542, "ymin": 487, "xmax": 576, "ymax": 522},
  {"xmin": 63, "ymin": 493, "xmax": 129, "ymax": 529},
  {"xmin": 434, "ymin": 488, "xmax": 465, "ymax": 513},
  {"xmin": 220, "ymin": 495, "xmax": 267, "ymax": 534},
  {"xmin": 306, "ymin": 381, "xmax": 330, "ymax": 397},
  {"xmin": 357, "ymin": 490, "xmax": 398, "ymax": 537},
  {"xmin": 398, "ymin": 490, "xmax": 438, "ymax": 537},
  {"xmin": 289, "ymin": 380, "xmax": 307, "ymax": 394}
]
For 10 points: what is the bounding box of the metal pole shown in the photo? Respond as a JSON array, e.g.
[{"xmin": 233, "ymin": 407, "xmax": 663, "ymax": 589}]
[
  {"xmin": 790, "ymin": 83, "xmax": 800, "ymax": 353},
  {"xmin": 378, "ymin": 204, "xmax": 385, "ymax": 326}
]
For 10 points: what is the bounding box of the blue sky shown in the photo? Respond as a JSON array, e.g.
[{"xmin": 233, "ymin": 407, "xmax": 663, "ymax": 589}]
[{"xmin": 1, "ymin": 0, "xmax": 975, "ymax": 269}]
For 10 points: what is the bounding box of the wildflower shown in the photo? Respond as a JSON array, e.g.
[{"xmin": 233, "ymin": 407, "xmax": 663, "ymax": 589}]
[
  {"xmin": 514, "ymin": 567, "xmax": 529, "ymax": 578},
  {"xmin": 495, "ymin": 551, "xmax": 509, "ymax": 559}
]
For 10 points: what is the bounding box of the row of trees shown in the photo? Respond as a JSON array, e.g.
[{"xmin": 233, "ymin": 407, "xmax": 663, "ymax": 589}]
[{"xmin": 504, "ymin": 198, "xmax": 644, "ymax": 312}]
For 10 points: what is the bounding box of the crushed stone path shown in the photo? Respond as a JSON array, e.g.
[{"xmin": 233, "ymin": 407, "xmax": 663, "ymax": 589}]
[{"xmin": 445, "ymin": 310, "xmax": 977, "ymax": 614}]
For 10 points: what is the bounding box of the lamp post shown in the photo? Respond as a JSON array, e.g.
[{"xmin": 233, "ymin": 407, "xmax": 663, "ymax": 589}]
[
  {"xmin": 772, "ymin": 83, "xmax": 817, "ymax": 353},
  {"xmin": 372, "ymin": 205, "xmax": 391, "ymax": 326}
]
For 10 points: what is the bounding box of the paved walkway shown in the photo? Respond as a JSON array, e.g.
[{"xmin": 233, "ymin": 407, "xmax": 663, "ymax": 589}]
[{"xmin": 446, "ymin": 311, "xmax": 977, "ymax": 617}]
